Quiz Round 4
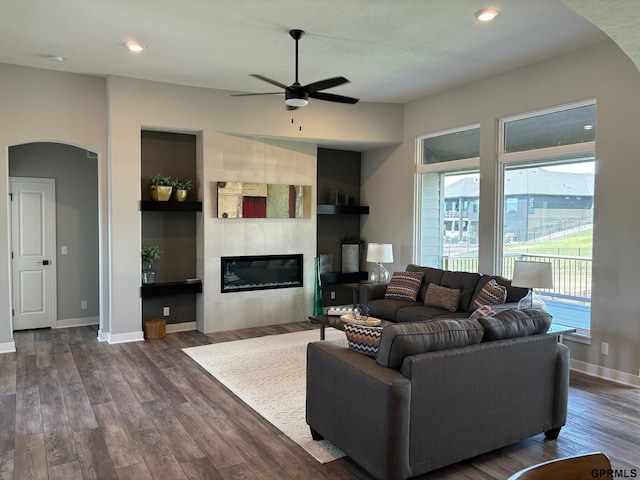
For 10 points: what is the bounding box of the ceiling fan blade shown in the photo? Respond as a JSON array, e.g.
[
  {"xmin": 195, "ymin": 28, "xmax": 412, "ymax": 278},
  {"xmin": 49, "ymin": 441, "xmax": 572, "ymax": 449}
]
[
  {"xmin": 309, "ymin": 91, "xmax": 359, "ymax": 104},
  {"xmin": 231, "ymin": 92, "xmax": 282, "ymax": 97},
  {"xmin": 304, "ymin": 76, "xmax": 350, "ymax": 93},
  {"xmin": 250, "ymin": 74, "xmax": 289, "ymax": 89}
]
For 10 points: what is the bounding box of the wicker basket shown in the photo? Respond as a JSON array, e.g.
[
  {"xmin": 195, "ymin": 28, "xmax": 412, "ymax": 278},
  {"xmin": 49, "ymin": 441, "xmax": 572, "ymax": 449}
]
[{"xmin": 144, "ymin": 319, "xmax": 166, "ymax": 340}]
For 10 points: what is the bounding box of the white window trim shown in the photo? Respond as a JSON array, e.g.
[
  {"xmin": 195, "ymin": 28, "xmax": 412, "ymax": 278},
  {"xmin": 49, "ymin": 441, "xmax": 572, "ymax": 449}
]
[
  {"xmin": 414, "ymin": 124, "xmax": 480, "ymax": 264},
  {"xmin": 497, "ymin": 99, "xmax": 596, "ymax": 332}
]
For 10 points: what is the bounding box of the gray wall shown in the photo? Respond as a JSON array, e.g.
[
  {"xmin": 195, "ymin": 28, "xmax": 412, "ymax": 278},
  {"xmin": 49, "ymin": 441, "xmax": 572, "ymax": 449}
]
[
  {"xmin": 9, "ymin": 142, "xmax": 99, "ymax": 324},
  {"xmin": 362, "ymin": 40, "xmax": 640, "ymax": 383}
]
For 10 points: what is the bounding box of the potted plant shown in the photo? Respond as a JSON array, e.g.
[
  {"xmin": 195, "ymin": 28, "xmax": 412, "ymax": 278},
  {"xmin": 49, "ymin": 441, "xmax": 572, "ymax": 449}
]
[
  {"xmin": 149, "ymin": 174, "xmax": 173, "ymax": 201},
  {"xmin": 172, "ymin": 177, "xmax": 194, "ymax": 202},
  {"xmin": 141, "ymin": 245, "xmax": 161, "ymax": 285}
]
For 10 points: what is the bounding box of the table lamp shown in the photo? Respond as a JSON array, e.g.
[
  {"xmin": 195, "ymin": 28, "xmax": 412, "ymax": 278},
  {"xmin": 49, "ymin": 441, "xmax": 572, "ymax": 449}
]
[
  {"xmin": 511, "ymin": 261, "xmax": 553, "ymax": 310},
  {"xmin": 366, "ymin": 243, "xmax": 393, "ymax": 283}
]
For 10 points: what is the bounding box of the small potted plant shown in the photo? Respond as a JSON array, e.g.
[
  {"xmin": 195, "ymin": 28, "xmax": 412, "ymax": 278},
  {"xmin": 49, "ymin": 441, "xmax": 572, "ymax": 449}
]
[
  {"xmin": 172, "ymin": 178, "xmax": 194, "ymax": 202},
  {"xmin": 141, "ymin": 245, "xmax": 161, "ymax": 285},
  {"xmin": 149, "ymin": 174, "xmax": 173, "ymax": 201}
]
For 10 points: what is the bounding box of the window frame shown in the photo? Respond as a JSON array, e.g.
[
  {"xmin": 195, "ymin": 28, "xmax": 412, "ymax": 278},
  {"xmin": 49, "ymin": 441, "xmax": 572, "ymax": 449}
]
[
  {"xmin": 414, "ymin": 124, "xmax": 480, "ymax": 266},
  {"xmin": 497, "ymin": 99, "xmax": 596, "ymax": 335}
]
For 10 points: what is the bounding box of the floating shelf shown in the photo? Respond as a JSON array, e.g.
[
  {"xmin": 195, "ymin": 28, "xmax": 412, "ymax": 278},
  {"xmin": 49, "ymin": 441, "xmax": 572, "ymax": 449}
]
[
  {"xmin": 140, "ymin": 200, "xmax": 202, "ymax": 212},
  {"xmin": 320, "ymin": 271, "xmax": 368, "ymax": 284},
  {"xmin": 317, "ymin": 205, "xmax": 369, "ymax": 215},
  {"xmin": 140, "ymin": 281, "xmax": 203, "ymax": 298}
]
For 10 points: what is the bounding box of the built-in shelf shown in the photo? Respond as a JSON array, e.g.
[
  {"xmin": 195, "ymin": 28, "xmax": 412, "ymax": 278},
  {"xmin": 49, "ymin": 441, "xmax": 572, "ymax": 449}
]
[
  {"xmin": 141, "ymin": 281, "xmax": 203, "ymax": 298},
  {"xmin": 317, "ymin": 205, "xmax": 369, "ymax": 215},
  {"xmin": 321, "ymin": 271, "xmax": 368, "ymax": 284},
  {"xmin": 140, "ymin": 200, "xmax": 202, "ymax": 212}
]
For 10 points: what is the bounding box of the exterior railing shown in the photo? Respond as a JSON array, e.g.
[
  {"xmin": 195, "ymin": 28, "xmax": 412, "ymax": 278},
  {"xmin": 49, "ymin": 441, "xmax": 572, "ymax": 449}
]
[{"xmin": 443, "ymin": 253, "xmax": 592, "ymax": 305}]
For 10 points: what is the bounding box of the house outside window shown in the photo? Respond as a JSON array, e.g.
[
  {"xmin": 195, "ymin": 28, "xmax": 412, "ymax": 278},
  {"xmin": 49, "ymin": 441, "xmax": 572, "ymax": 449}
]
[
  {"xmin": 499, "ymin": 100, "xmax": 596, "ymax": 333},
  {"xmin": 415, "ymin": 125, "xmax": 480, "ymax": 271}
]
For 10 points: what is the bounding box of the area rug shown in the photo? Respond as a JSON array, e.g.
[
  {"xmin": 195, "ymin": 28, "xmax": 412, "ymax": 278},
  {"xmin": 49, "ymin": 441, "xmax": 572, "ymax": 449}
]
[{"xmin": 182, "ymin": 328, "xmax": 347, "ymax": 463}]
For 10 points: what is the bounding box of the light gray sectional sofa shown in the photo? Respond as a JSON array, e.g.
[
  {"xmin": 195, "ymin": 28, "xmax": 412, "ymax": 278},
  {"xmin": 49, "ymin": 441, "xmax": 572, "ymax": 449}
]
[{"xmin": 306, "ymin": 309, "xmax": 569, "ymax": 480}]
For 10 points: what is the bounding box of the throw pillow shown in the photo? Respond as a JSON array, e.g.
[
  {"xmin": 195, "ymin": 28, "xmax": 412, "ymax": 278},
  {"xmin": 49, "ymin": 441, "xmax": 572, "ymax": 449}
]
[
  {"xmin": 424, "ymin": 283, "xmax": 460, "ymax": 312},
  {"xmin": 469, "ymin": 304, "xmax": 497, "ymax": 319},
  {"xmin": 472, "ymin": 279, "xmax": 508, "ymax": 310},
  {"xmin": 344, "ymin": 323, "xmax": 383, "ymax": 358},
  {"xmin": 384, "ymin": 271, "xmax": 424, "ymax": 302}
]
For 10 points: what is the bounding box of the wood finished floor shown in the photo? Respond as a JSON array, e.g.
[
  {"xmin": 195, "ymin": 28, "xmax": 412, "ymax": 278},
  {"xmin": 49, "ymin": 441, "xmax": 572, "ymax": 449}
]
[{"xmin": 1, "ymin": 322, "xmax": 639, "ymax": 480}]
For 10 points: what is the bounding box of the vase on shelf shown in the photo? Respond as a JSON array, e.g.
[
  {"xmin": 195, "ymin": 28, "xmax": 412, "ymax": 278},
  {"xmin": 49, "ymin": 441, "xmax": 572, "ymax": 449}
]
[
  {"xmin": 313, "ymin": 257, "xmax": 323, "ymax": 315},
  {"xmin": 142, "ymin": 261, "xmax": 156, "ymax": 285},
  {"xmin": 149, "ymin": 185, "xmax": 172, "ymax": 201},
  {"xmin": 174, "ymin": 189, "xmax": 188, "ymax": 202}
]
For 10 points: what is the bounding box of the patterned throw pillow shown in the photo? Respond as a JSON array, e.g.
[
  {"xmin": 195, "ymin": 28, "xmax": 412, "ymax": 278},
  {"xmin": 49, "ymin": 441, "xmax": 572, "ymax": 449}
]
[
  {"xmin": 472, "ymin": 279, "xmax": 508, "ymax": 310},
  {"xmin": 344, "ymin": 323, "xmax": 383, "ymax": 358},
  {"xmin": 384, "ymin": 271, "xmax": 424, "ymax": 302},
  {"xmin": 424, "ymin": 283, "xmax": 461, "ymax": 312},
  {"xmin": 469, "ymin": 304, "xmax": 497, "ymax": 319}
]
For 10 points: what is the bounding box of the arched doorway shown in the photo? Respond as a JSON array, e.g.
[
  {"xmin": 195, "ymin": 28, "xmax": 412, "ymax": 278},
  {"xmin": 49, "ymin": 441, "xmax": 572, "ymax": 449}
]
[{"xmin": 9, "ymin": 142, "xmax": 100, "ymax": 331}]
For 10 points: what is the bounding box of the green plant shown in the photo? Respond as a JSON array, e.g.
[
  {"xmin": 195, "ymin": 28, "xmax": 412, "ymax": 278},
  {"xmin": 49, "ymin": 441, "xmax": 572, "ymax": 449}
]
[
  {"xmin": 141, "ymin": 245, "xmax": 161, "ymax": 263},
  {"xmin": 172, "ymin": 178, "xmax": 194, "ymax": 191},
  {"xmin": 338, "ymin": 234, "xmax": 366, "ymax": 245},
  {"xmin": 149, "ymin": 174, "xmax": 173, "ymax": 186}
]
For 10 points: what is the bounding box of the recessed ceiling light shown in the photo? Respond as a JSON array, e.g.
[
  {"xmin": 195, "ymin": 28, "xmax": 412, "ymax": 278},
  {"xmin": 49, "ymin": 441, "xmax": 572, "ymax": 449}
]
[
  {"xmin": 126, "ymin": 40, "xmax": 145, "ymax": 53},
  {"xmin": 49, "ymin": 55, "xmax": 65, "ymax": 62},
  {"xmin": 475, "ymin": 8, "xmax": 499, "ymax": 22},
  {"xmin": 583, "ymin": 124, "xmax": 594, "ymax": 130}
]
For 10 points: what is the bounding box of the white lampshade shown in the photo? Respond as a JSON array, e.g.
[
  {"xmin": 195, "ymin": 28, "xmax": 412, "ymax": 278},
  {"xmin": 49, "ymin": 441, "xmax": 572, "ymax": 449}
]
[
  {"xmin": 511, "ymin": 261, "xmax": 553, "ymax": 289},
  {"xmin": 512, "ymin": 261, "xmax": 553, "ymax": 310},
  {"xmin": 366, "ymin": 243, "xmax": 393, "ymax": 263}
]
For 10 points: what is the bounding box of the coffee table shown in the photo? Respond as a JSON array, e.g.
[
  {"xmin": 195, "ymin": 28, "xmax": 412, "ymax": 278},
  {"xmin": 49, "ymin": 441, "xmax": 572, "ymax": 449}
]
[{"xmin": 309, "ymin": 313, "xmax": 392, "ymax": 340}]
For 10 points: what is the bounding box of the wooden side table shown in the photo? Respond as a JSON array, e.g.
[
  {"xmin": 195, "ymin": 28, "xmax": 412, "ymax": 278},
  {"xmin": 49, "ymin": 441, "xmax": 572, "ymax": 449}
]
[{"xmin": 343, "ymin": 281, "xmax": 371, "ymax": 308}]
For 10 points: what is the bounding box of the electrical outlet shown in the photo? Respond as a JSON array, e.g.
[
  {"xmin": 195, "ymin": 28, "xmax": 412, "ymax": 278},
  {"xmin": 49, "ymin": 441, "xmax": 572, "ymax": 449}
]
[
  {"xmin": 330, "ymin": 291, "xmax": 336, "ymax": 300},
  {"xmin": 81, "ymin": 300, "xmax": 87, "ymax": 310},
  {"xmin": 163, "ymin": 306, "xmax": 170, "ymax": 316},
  {"xmin": 601, "ymin": 342, "xmax": 609, "ymax": 356},
  {"xmin": 61, "ymin": 246, "xmax": 68, "ymax": 255}
]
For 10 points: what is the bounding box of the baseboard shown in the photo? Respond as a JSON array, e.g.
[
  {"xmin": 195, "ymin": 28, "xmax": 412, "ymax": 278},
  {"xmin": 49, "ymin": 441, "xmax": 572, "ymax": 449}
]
[
  {"xmin": 97, "ymin": 329, "xmax": 109, "ymax": 342},
  {"xmin": 166, "ymin": 321, "xmax": 197, "ymax": 333},
  {"xmin": 0, "ymin": 340, "xmax": 16, "ymax": 354},
  {"xmin": 106, "ymin": 331, "xmax": 145, "ymax": 344},
  {"xmin": 56, "ymin": 316, "xmax": 99, "ymax": 329},
  {"xmin": 571, "ymin": 359, "xmax": 640, "ymax": 387}
]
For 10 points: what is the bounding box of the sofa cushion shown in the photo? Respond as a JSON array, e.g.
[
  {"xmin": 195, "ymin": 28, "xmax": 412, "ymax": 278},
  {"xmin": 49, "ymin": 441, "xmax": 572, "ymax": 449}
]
[
  {"xmin": 385, "ymin": 271, "xmax": 424, "ymax": 302},
  {"xmin": 396, "ymin": 305, "xmax": 469, "ymax": 323},
  {"xmin": 424, "ymin": 283, "xmax": 460, "ymax": 312},
  {"xmin": 368, "ymin": 298, "xmax": 420, "ymax": 322},
  {"xmin": 406, "ymin": 264, "xmax": 445, "ymax": 302},
  {"xmin": 376, "ymin": 318, "xmax": 484, "ymax": 369},
  {"xmin": 478, "ymin": 308, "xmax": 552, "ymax": 341},
  {"xmin": 440, "ymin": 271, "xmax": 482, "ymax": 312},
  {"xmin": 471, "ymin": 279, "xmax": 507, "ymax": 310},
  {"xmin": 344, "ymin": 323, "xmax": 383, "ymax": 358}
]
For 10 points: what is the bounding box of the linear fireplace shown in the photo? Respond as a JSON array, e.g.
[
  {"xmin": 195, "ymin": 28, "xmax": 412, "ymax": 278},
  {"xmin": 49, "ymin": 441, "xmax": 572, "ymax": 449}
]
[{"xmin": 221, "ymin": 254, "xmax": 303, "ymax": 293}]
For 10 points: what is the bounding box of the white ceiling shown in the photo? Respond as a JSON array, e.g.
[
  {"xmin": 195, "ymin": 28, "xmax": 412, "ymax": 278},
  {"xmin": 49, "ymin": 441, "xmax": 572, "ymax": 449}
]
[{"xmin": 0, "ymin": 0, "xmax": 610, "ymax": 104}]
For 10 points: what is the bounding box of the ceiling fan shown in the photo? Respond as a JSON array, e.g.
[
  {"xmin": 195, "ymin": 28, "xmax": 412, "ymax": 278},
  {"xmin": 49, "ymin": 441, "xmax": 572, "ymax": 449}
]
[{"xmin": 232, "ymin": 29, "xmax": 359, "ymax": 109}]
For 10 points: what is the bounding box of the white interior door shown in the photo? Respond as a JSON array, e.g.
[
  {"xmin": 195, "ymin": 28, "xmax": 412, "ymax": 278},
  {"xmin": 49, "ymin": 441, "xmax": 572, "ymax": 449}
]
[{"xmin": 10, "ymin": 177, "xmax": 56, "ymax": 330}]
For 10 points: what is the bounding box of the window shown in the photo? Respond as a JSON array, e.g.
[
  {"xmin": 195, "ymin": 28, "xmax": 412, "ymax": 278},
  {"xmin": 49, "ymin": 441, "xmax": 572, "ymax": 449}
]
[
  {"xmin": 499, "ymin": 101, "xmax": 595, "ymax": 333},
  {"xmin": 416, "ymin": 125, "xmax": 480, "ymax": 271}
]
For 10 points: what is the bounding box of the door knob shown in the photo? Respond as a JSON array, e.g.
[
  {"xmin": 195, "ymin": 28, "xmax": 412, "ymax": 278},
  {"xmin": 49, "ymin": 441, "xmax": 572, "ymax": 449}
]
[{"xmin": 38, "ymin": 260, "xmax": 50, "ymax": 265}]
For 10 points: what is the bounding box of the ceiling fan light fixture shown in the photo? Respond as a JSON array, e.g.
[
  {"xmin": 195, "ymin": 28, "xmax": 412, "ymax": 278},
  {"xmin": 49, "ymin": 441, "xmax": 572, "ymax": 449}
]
[
  {"xmin": 285, "ymin": 97, "xmax": 309, "ymax": 107},
  {"xmin": 475, "ymin": 8, "xmax": 499, "ymax": 22}
]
